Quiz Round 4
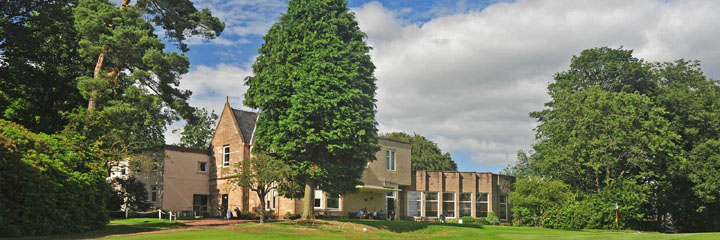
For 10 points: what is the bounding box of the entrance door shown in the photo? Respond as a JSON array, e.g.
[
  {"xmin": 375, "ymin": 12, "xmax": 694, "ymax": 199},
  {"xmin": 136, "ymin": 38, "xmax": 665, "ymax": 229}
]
[
  {"xmin": 193, "ymin": 194, "xmax": 209, "ymax": 217},
  {"xmin": 221, "ymin": 194, "xmax": 229, "ymax": 216},
  {"xmin": 386, "ymin": 192, "xmax": 396, "ymax": 219}
]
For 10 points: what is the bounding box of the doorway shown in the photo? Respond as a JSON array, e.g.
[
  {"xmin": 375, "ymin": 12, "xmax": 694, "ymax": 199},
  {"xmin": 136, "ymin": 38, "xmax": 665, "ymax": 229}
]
[
  {"xmin": 221, "ymin": 194, "xmax": 229, "ymax": 217},
  {"xmin": 386, "ymin": 191, "xmax": 396, "ymax": 219}
]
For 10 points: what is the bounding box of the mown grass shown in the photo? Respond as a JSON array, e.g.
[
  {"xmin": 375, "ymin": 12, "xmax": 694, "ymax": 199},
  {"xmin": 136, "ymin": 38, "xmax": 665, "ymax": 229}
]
[
  {"xmin": 15, "ymin": 218, "xmax": 184, "ymax": 240},
  {"xmin": 100, "ymin": 219, "xmax": 720, "ymax": 240}
]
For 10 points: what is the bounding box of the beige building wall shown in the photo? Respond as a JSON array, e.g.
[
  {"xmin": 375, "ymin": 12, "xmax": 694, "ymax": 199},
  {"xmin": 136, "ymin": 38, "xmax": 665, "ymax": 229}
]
[
  {"xmin": 409, "ymin": 171, "xmax": 514, "ymax": 222},
  {"xmin": 160, "ymin": 147, "xmax": 210, "ymax": 212}
]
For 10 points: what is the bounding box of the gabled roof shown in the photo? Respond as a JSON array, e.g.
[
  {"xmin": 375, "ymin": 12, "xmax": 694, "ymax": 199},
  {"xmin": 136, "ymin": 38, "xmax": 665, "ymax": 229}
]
[{"xmin": 232, "ymin": 108, "xmax": 258, "ymax": 144}]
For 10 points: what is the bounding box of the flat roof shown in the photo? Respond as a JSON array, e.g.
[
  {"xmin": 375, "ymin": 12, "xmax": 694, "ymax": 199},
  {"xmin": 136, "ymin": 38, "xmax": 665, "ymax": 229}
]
[{"xmin": 164, "ymin": 144, "xmax": 210, "ymax": 155}]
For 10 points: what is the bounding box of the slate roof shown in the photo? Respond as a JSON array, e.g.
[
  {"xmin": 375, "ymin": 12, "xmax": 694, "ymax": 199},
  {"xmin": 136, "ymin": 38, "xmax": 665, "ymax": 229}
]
[{"xmin": 232, "ymin": 108, "xmax": 258, "ymax": 144}]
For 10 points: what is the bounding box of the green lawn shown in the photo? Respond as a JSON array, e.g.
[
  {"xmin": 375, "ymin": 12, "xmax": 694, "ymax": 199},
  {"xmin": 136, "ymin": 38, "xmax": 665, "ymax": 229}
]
[
  {"xmin": 17, "ymin": 218, "xmax": 184, "ymax": 240},
  {"xmin": 97, "ymin": 219, "xmax": 720, "ymax": 240}
]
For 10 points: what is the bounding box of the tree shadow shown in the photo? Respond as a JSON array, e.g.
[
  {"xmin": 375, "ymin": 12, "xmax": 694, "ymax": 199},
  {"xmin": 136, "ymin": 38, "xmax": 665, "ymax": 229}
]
[
  {"xmin": 336, "ymin": 219, "xmax": 483, "ymax": 233},
  {"xmin": 21, "ymin": 219, "xmax": 185, "ymax": 240}
]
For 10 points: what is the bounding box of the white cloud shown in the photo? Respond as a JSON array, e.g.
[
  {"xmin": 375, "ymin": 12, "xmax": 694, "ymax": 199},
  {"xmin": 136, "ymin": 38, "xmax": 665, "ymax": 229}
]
[
  {"xmin": 168, "ymin": 0, "xmax": 720, "ymax": 169},
  {"xmin": 165, "ymin": 63, "xmax": 254, "ymax": 144},
  {"xmin": 352, "ymin": 0, "xmax": 720, "ymax": 169}
]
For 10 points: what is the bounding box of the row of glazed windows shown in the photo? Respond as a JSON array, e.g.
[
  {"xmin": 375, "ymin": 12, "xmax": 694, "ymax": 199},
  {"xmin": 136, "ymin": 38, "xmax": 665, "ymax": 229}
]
[{"xmin": 407, "ymin": 191, "xmax": 508, "ymax": 220}]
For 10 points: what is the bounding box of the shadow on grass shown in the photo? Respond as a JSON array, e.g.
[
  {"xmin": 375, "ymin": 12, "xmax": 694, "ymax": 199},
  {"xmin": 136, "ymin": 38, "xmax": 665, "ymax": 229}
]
[
  {"xmin": 335, "ymin": 219, "xmax": 483, "ymax": 233},
  {"xmin": 19, "ymin": 219, "xmax": 185, "ymax": 240}
]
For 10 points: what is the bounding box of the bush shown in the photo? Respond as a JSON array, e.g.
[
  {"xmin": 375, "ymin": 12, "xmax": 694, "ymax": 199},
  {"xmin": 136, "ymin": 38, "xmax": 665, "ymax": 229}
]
[
  {"xmin": 0, "ymin": 120, "xmax": 109, "ymax": 237},
  {"xmin": 510, "ymin": 177, "xmax": 574, "ymax": 227},
  {"xmin": 236, "ymin": 210, "xmax": 254, "ymax": 220},
  {"xmin": 461, "ymin": 216, "xmax": 476, "ymax": 224},
  {"xmin": 483, "ymin": 212, "xmax": 500, "ymax": 225},
  {"xmin": 285, "ymin": 212, "xmax": 301, "ymax": 220}
]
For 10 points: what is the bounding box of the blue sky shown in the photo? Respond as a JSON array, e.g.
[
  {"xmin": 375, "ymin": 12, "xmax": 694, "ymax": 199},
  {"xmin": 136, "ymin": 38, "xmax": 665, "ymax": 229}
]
[{"xmin": 166, "ymin": 0, "xmax": 720, "ymax": 174}]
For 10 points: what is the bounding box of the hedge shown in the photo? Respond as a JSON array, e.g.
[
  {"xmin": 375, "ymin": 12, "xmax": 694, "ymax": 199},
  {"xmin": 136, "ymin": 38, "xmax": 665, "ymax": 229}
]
[{"xmin": 0, "ymin": 120, "xmax": 109, "ymax": 237}]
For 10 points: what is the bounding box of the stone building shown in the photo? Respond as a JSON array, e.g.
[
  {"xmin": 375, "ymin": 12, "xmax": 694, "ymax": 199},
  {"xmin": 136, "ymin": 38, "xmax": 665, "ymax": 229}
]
[{"xmin": 132, "ymin": 100, "xmax": 514, "ymax": 221}]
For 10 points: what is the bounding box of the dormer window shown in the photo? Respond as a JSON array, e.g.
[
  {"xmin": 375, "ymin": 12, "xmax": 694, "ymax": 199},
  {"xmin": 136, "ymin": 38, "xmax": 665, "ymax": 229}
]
[{"xmin": 223, "ymin": 145, "xmax": 230, "ymax": 167}]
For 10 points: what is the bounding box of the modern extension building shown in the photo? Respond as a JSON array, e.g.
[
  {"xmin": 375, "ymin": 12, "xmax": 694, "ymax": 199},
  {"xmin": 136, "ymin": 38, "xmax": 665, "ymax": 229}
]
[{"xmin": 125, "ymin": 100, "xmax": 514, "ymax": 221}]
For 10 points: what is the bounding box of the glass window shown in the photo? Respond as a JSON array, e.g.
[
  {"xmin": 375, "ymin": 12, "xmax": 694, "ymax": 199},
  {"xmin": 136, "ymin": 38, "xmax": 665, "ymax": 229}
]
[
  {"xmin": 223, "ymin": 146, "xmax": 230, "ymax": 167},
  {"xmin": 385, "ymin": 150, "xmax": 395, "ymax": 171},
  {"xmin": 476, "ymin": 193, "xmax": 489, "ymax": 217},
  {"xmin": 407, "ymin": 191, "xmax": 421, "ymax": 217},
  {"xmin": 498, "ymin": 195, "xmax": 508, "ymax": 221},
  {"xmin": 151, "ymin": 186, "xmax": 157, "ymax": 202},
  {"xmin": 459, "ymin": 193, "xmax": 472, "ymax": 217},
  {"xmin": 442, "ymin": 192, "xmax": 455, "ymax": 218},
  {"xmin": 314, "ymin": 190, "xmax": 323, "ymax": 208},
  {"xmin": 327, "ymin": 194, "xmax": 339, "ymax": 209},
  {"xmin": 199, "ymin": 162, "xmax": 207, "ymax": 172},
  {"xmin": 265, "ymin": 188, "xmax": 276, "ymax": 210},
  {"xmin": 121, "ymin": 167, "xmax": 126, "ymax": 175},
  {"xmin": 426, "ymin": 192, "xmax": 438, "ymax": 217}
]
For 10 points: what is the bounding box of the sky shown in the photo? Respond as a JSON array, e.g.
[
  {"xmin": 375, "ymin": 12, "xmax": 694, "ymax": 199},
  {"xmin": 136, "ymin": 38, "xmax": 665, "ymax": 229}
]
[{"xmin": 164, "ymin": 0, "xmax": 720, "ymax": 173}]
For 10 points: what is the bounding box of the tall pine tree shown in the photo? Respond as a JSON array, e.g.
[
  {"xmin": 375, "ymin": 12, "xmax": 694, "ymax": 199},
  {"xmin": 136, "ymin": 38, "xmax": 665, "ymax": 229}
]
[{"xmin": 244, "ymin": 0, "xmax": 378, "ymax": 219}]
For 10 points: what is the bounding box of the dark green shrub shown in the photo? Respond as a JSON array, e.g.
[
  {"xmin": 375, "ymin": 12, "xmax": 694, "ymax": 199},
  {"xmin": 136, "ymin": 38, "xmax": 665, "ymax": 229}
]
[
  {"xmin": 461, "ymin": 216, "xmax": 476, "ymax": 224},
  {"xmin": 485, "ymin": 212, "xmax": 500, "ymax": 225},
  {"xmin": 237, "ymin": 210, "xmax": 254, "ymax": 219},
  {"xmin": 0, "ymin": 120, "xmax": 109, "ymax": 237},
  {"xmin": 285, "ymin": 212, "xmax": 301, "ymax": 220}
]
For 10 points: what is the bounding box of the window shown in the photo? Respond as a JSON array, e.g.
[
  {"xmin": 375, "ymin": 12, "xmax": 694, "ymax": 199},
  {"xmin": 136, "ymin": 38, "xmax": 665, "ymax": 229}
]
[
  {"xmin": 314, "ymin": 190, "xmax": 323, "ymax": 208},
  {"xmin": 426, "ymin": 192, "xmax": 439, "ymax": 217},
  {"xmin": 459, "ymin": 193, "xmax": 472, "ymax": 217},
  {"xmin": 222, "ymin": 146, "xmax": 230, "ymax": 167},
  {"xmin": 386, "ymin": 192, "xmax": 397, "ymax": 213},
  {"xmin": 442, "ymin": 192, "xmax": 456, "ymax": 218},
  {"xmin": 151, "ymin": 186, "xmax": 157, "ymax": 202},
  {"xmin": 498, "ymin": 195, "xmax": 508, "ymax": 221},
  {"xmin": 327, "ymin": 194, "xmax": 339, "ymax": 210},
  {"xmin": 476, "ymin": 193, "xmax": 489, "ymax": 217},
  {"xmin": 265, "ymin": 188, "xmax": 276, "ymax": 210},
  {"xmin": 193, "ymin": 194, "xmax": 209, "ymax": 217},
  {"xmin": 385, "ymin": 149, "xmax": 395, "ymax": 171},
  {"xmin": 407, "ymin": 191, "xmax": 422, "ymax": 217},
  {"xmin": 198, "ymin": 162, "xmax": 207, "ymax": 172},
  {"xmin": 121, "ymin": 167, "xmax": 126, "ymax": 176}
]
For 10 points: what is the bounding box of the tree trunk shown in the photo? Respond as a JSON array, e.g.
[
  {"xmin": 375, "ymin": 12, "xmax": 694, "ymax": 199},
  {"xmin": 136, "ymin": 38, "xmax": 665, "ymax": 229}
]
[
  {"xmin": 257, "ymin": 190, "xmax": 266, "ymax": 224},
  {"xmin": 301, "ymin": 178, "xmax": 315, "ymax": 219},
  {"xmin": 88, "ymin": 51, "xmax": 105, "ymax": 110}
]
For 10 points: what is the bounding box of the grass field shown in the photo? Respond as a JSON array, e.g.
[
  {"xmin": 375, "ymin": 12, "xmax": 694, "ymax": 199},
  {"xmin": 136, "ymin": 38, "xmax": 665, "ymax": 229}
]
[
  {"xmin": 17, "ymin": 218, "xmax": 184, "ymax": 240},
  {"xmin": 91, "ymin": 219, "xmax": 720, "ymax": 240}
]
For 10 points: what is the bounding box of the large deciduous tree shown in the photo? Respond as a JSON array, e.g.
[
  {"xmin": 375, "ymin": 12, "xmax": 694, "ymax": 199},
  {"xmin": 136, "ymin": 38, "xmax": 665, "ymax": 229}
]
[
  {"xmin": 1, "ymin": 0, "xmax": 89, "ymax": 134},
  {"xmin": 518, "ymin": 47, "xmax": 720, "ymax": 231},
  {"xmin": 244, "ymin": 0, "xmax": 379, "ymax": 219},
  {"xmin": 231, "ymin": 154, "xmax": 290, "ymax": 223},
  {"xmin": 381, "ymin": 132, "xmax": 457, "ymax": 171}
]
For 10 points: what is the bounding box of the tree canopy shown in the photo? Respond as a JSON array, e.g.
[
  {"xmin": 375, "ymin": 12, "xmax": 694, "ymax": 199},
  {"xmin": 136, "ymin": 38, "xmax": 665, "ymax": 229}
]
[
  {"xmin": 381, "ymin": 132, "xmax": 457, "ymax": 171},
  {"xmin": 244, "ymin": 0, "xmax": 378, "ymax": 219},
  {"xmin": 514, "ymin": 47, "xmax": 720, "ymax": 232}
]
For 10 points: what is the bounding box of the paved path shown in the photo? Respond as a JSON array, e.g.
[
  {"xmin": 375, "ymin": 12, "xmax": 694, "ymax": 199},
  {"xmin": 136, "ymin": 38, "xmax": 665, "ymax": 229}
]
[{"xmin": 99, "ymin": 219, "xmax": 256, "ymax": 239}]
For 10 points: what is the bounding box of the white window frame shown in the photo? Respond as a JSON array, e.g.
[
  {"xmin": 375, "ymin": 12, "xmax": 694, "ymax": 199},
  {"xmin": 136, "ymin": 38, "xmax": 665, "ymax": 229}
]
[
  {"xmin": 426, "ymin": 191, "xmax": 439, "ymax": 217},
  {"xmin": 314, "ymin": 190, "xmax": 323, "ymax": 209},
  {"xmin": 407, "ymin": 191, "xmax": 422, "ymax": 217},
  {"xmin": 326, "ymin": 194, "xmax": 340, "ymax": 210},
  {"xmin": 476, "ymin": 193, "xmax": 489, "ymax": 217},
  {"xmin": 442, "ymin": 192, "xmax": 456, "ymax": 219},
  {"xmin": 385, "ymin": 191, "xmax": 396, "ymax": 211},
  {"xmin": 222, "ymin": 146, "xmax": 230, "ymax": 168},
  {"xmin": 499, "ymin": 195, "xmax": 509, "ymax": 221},
  {"xmin": 385, "ymin": 149, "xmax": 395, "ymax": 171},
  {"xmin": 265, "ymin": 188, "xmax": 276, "ymax": 210},
  {"xmin": 459, "ymin": 193, "xmax": 472, "ymax": 217}
]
